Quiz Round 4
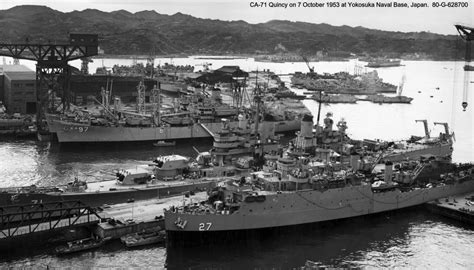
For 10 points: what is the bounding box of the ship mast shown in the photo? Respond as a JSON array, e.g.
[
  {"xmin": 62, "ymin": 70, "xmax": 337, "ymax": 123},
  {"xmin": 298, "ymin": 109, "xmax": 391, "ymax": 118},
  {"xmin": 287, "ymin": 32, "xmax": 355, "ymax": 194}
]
[
  {"xmin": 397, "ymin": 74, "xmax": 406, "ymax": 97},
  {"xmin": 151, "ymin": 82, "xmax": 161, "ymax": 126},
  {"xmin": 137, "ymin": 80, "xmax": 146, "ymax": 115},
  {"xmin": 254, "ymin": 69, "xmax": 260, "ymax": 136}
]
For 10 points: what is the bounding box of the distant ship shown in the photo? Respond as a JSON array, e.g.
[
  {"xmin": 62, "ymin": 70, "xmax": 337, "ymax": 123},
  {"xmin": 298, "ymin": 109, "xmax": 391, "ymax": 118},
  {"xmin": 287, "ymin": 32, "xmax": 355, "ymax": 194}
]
[
  {"xmin": 164, "ymin": 115, "xmax": 473, "ymax": 240},
  {"xmin": 366, "ymin": 59, "xmax": 402, "ymax": 68},
  {"xmin": 291, "ymin": 71, "xmax": 397, "ymax": 94},
  {"xmin": 311, "ymin": 93, "xmax": 358, "ymax": 104},
  {"xmin": 366, "ymin": 73, "xmax": 413, "ymax": 104}
]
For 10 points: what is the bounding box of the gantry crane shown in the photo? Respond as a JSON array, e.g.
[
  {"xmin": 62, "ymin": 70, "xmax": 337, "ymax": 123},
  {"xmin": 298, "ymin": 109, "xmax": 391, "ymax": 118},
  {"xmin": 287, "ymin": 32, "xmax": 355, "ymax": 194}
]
[
  {"xmin": 0, "ymin": 34, "xmax": 99, "ymax": 133},
  {"xmin": 455, "ymin": 25, "xmax": 474, "ymax": 111}
]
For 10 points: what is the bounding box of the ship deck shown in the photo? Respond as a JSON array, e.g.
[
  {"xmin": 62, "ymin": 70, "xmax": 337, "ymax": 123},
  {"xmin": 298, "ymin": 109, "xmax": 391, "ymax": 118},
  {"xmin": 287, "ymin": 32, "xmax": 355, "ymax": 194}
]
[
  {"xmin": 100, "ymin": 191, "xmax": 208, "ymax": 222},
  {"xmin": 78, "ymin": 178, "xmax": 216, "ymax": 193}
]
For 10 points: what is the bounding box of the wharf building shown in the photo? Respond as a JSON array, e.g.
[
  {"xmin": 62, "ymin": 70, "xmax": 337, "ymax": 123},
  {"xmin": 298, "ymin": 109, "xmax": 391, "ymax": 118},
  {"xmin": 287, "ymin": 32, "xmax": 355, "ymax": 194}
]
[{"xmin": 0, "ymin": 65, "xmax": 36, "ymax": 114}]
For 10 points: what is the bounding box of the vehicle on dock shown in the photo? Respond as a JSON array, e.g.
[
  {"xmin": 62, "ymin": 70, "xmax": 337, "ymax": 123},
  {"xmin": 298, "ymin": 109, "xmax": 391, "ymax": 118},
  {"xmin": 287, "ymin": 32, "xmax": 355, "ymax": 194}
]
[
  {"xmin": 153, "ymin": 140, "xmax": 176, "ymax": 147},
  {"xmin": 55, "ymin": 236, "xmax": 111, "ymax": 255}
]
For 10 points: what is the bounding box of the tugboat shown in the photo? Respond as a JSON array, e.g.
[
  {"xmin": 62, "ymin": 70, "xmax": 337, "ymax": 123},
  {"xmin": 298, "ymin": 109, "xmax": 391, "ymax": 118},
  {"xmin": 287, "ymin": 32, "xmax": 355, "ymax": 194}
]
[
  {"xmin": 55, "ymin": 236, "xmax": 111, "ymax": 255},
  {"xmin": 121, "ymin": 230, "xmax": 166, "ymax": 247}
]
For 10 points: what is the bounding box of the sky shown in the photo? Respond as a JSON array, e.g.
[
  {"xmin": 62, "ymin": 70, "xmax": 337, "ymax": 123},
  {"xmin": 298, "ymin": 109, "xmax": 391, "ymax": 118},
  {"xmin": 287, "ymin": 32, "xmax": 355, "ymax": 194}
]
[{"xmin": 1, "ymin": 0, "xmax": 473, "ymax": 35}]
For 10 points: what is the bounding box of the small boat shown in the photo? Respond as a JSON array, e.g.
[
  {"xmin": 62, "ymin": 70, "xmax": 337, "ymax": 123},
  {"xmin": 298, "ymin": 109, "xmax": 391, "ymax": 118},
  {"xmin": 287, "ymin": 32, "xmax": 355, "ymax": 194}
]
[
  {"xmin": 121, "ymin": 230, "xmax": 166, "ymax": 247},
  {"xmin": 55, "ymin": 236, "xmax": 111, "ymax": 255},
  {"xmin": 153, "ymin": 140, "xmax": 176, "ymax": 147}
]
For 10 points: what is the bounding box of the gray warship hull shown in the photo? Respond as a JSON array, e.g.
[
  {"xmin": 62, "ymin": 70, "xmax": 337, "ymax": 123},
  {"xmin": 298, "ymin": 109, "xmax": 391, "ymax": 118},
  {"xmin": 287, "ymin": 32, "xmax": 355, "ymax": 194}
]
[
  {"xmin": 47, "ymin": 116, "xmax": 300, "ymax": 143},
  {"xmin": 165, "ymin": 178, "xmax": 474, "ymax": 232}
]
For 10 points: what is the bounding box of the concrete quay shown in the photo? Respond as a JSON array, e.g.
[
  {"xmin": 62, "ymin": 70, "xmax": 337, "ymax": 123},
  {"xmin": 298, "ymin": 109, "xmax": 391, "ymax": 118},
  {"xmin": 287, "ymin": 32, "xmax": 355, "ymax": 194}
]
[
  {"xmin": 426, "ymin": 192, "xmax": 474, "ymax": 224},
  {"xmin": 94, "ymin": 192, "xmax": 208, "ymax": 239}
]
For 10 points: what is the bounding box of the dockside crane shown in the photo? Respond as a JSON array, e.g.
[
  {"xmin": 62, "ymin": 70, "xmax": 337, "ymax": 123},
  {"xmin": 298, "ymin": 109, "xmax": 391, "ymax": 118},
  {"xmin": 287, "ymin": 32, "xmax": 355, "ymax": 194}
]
[
  {"xmin": 415, "ymin": 119, "xmax": 430, "ymax": 138},
  {"xmin": 0, "ymin": 34, "xmax": 99, "ymax": 134},
  {"xmin": 455, "ymin": 24, "xmax": 474, "ymax": 111},
  {"xmin": 301, "ymin": 55, "xmax": 314, "ymax": 73}
]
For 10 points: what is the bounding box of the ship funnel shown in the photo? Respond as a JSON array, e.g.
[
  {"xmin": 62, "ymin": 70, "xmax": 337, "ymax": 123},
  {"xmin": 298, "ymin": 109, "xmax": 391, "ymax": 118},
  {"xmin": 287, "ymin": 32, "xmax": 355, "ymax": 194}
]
[
  {"xmin": 350, "ymin": 151, "xmax": 359, "ymax": 171},
  {"xmin": 301, "ymin": 114, "xmax": 313, "ymax": 137},
  {"xmin": 260, "ymin": 114, "xmax": 276, "ymax": 141},
  {"xmin": 384, "ymin": 161, "xmax": 393, "ymax": 183}
]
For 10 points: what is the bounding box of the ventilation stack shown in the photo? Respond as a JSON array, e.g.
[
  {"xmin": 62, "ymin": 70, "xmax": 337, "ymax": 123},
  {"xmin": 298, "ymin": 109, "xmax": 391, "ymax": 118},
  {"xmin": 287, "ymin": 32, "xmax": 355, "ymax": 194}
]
[{"xmin": 384, "ymin": 161, "xmax": 393, "ymax": 183}]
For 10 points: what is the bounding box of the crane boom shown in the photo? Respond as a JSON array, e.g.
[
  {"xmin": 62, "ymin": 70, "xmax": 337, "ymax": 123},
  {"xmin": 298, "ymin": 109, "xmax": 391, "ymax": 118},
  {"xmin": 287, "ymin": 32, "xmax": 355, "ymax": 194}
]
[{"xmin": 455, "ymin": 25, "xmax": 474, "ymax": 111}]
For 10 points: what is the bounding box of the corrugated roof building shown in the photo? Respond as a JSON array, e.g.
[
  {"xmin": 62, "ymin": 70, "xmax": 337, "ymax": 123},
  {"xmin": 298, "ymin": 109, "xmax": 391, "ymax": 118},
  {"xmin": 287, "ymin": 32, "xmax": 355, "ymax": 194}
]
[{"xmin": 0, "ymin": 65, "xmax": 36, "ymax": 114}]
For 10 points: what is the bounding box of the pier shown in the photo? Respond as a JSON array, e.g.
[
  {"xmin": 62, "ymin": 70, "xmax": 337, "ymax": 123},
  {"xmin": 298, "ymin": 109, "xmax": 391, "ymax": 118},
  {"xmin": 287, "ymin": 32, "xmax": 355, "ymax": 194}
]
[{"xmin": 426, "ymin": 192, "xmax": 474, "ymax": 224}]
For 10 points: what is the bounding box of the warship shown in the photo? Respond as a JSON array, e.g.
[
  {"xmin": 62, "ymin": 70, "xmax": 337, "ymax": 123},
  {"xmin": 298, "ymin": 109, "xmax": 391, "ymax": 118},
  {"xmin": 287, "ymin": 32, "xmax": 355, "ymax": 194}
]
[
  {"xmin": 0, "ymin": 96, "xmax": 279, "ymax": 207},
  {"xmin": 291, "ymin": 71, "xmax": 397, "ymax": 94},
  {"xmin": 46, "ymin": 83, "xmax": 303, "ymax": 143},
  {"xmin": 365, "ymin": 74, "xmax": 413, "ymax": 104},
  {"xmin": 164, "ymin": 114, "xmax": 473, "ymax": 240},
  {"xmin": 311, "ymin": 93, "xmax": 358, "ymax": 104},
  {"xmin": 366, "ymin": 59, "xmax": 402, "ymax": 68}
]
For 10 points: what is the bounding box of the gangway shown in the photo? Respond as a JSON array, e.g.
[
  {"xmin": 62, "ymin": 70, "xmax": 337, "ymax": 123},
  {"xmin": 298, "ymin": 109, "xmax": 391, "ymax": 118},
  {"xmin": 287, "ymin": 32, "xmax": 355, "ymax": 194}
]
[
  {"xmin": 198, "ymin": 122, "xmax": 216, "ymax": 137},
  {"xmin": 0, "ymin": 200, "xmax": 103, "ymax": 239}
]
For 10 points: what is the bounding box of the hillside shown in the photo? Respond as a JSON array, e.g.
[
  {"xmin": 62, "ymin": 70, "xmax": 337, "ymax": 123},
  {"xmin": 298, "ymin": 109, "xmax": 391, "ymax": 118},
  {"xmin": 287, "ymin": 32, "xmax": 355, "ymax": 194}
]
[{"xmin": 0, "ymin": 5, "xmax": 465, "ymax": 60}]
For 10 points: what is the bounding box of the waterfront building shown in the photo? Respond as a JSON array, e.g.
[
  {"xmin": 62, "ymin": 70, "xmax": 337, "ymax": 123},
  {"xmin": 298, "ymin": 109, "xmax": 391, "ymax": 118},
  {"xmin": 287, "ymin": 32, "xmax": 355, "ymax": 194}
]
[{"xmin": 0, "ymin": 65, "xmax": 36, "ymax": 114}]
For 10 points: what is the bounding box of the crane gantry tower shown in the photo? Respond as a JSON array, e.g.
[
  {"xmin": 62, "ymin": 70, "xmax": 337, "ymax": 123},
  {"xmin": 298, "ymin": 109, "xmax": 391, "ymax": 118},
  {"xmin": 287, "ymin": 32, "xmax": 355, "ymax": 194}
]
[{"xmin": 0, "ymin": 34, "xmax": 99, "ymax": 133}]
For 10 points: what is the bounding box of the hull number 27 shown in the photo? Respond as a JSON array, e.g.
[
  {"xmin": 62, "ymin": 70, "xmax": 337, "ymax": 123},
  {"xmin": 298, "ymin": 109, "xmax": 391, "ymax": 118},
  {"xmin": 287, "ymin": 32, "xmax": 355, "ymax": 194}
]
[{"xmin": 198, "ymin": 222, "xmax": 212, "ymax": 231}]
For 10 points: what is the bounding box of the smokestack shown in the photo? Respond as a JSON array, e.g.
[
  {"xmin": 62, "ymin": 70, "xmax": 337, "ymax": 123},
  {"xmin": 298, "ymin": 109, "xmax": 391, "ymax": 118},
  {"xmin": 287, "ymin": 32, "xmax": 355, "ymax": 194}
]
[
  {"xmin": 350, "ymin": 151, "xmax": 359, "ymax": 171},
  {"xmin": 384, "ymin": 161, "xmax": 393, "ymax": 183},
  {"xmin": 260, "ymin": 114, "xmax": 276, "ymax": 141},
  {"xmin": 301, "ymin": 114, "xmax": 313, "ymax": 137}
]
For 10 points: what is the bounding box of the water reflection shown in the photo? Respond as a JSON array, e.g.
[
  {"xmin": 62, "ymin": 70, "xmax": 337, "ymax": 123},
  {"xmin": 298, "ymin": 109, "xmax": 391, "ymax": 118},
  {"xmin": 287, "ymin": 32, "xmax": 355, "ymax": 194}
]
[{"xmin": 165, "ymin": 209, "xmax": 431, "ymax": 269}]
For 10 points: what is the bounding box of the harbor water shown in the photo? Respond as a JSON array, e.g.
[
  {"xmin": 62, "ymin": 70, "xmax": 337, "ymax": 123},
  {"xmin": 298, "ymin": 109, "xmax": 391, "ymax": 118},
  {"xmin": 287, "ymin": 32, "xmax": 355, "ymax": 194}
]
[{"xmin": 1, "ymin": 58, "xmax": 473, "ymax": 268}]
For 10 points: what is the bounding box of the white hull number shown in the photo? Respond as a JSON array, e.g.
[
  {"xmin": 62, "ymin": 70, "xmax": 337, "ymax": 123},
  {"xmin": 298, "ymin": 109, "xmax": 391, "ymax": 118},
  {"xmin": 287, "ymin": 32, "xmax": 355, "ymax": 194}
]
[{"xmin": 198, "ymin": 222, "xmax": 212, "ymax": 231}]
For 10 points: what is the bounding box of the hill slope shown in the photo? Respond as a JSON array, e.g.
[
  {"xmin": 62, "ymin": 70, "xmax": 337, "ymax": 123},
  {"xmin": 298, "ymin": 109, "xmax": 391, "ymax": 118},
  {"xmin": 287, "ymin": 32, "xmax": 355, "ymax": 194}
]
[{"xmin": 0, "ymin": 5, "xmax": 464, "ymax": 59}]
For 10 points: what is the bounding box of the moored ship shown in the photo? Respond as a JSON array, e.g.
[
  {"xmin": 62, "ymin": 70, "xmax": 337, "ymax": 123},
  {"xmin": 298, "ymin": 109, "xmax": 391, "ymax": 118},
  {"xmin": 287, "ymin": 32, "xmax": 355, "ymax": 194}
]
[
  {"xmin": 46, "ymin": 86, "xmax": 303, "ymax": 143},
  {"xmin": 164, "ymin": 114, "xmax": 472, "ymax": 241},
  {"xmin": 165, "ymin": 156, "xmax": 474, "ymax": 237},
  {"xmin": 0, "ymin": 104, "xmax": 280, "ymax": 207},
  {"xmin": 366, "ymin": 59, "xmax": 402, "ymax": 68}
]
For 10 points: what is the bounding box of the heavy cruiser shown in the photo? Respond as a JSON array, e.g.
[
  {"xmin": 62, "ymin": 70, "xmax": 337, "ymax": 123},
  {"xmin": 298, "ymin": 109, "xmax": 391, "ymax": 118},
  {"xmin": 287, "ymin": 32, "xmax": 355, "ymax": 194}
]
[
  {"xmin": 165, "ymin": 156, "xmax": 474, "ymax": 236},
  {"xmin": 164, "ymin": 114, "xmax": 473, "ymax": 240}
]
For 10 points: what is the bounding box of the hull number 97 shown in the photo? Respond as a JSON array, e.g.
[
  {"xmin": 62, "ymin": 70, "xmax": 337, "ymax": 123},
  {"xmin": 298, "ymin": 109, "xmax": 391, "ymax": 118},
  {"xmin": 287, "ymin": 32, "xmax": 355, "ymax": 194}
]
[{"xmin": 198, "ymin": 222, "xmax": 212, "ymax": 231}]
